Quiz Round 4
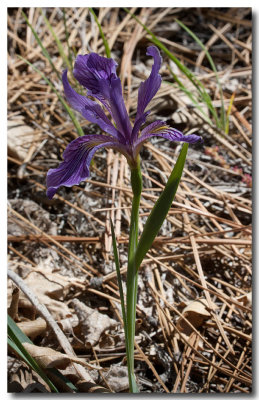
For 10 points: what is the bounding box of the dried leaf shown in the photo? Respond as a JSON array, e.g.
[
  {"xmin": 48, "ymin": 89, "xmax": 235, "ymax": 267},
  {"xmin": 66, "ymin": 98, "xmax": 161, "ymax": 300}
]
[
  {"xmin": 22, "ymin": 271, "xmax": 73, "ymax": 320},
  {"xmin": 8, "ymin": 356, "xmax": 49, "ymax": 393},
  {"xmin": 101, "ymin": 365, "xmax": 129, "ymax": 392},
  {"xmin": 176, "ymin": 298, "xmax": 216, "ymax": 344},
  {"xmin": 8, "ymin": 199, "xmax": 57, "ymax": 236},
  {"xmin": 69, "ymin": 299, "xmax": 118, "ymax": 348},
  {"xmin": 8, "ymin": 117, "xmax": 41, "ymax": 161},
  {"xmin": 17, "ymin": 318, "xmax": 47, "ymax": 340},
  {"xmin": 22, "ymin": 343, "xmax": 102, "ymax": 370},
  {"xmin": 236, "ymin": 291, "xmax": 252, "ymax": 307}
]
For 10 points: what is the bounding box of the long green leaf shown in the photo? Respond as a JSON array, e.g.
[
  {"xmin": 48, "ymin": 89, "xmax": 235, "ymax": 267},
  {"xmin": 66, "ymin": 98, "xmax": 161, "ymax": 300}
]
[
  {"xmin": 124, "ymin": 8, "xmax": 220, "ymax": 128},
  {"xmin": 164, "ymin": 75, "xmax": 214, "ymax": 127},
  {"xmin": 8, "ymin": 316, "xmax": 59, "ymax": 392},
  {"xmin": 125, "ymin": 165, "xmax": 142, "ymax": 393},
  {"xmin": 135, "ymin": 143, "xmax": 189, "ymax": 270},
  {"xmin": 8, "ymin": 314, "xmax": 32, "ymax": 344},
  {"xmin": 62, "ymin": 8, "xmax": 74, "ymax": 70},
  {"xmin": 8, "ymin": 337, "xmax": 59, "ymax": 392},
  {"xmin": 175, "ymin": 19, "xmax": 226, "ymax": 129},
  {"xmin": 22, "ymin": 10, "xmax": 61, "ymax": 80},
  {"xmin": 40, "ymin": 8, "xmax": 72, "ymax": 72},
  {"xmin": 124, "ymin": 9, "xmax": 205, "ymax": 95},
  {"xmin": 110, "ymin": 217, "xmax": 139, "ymax": 393},
  {"xmin": 8, "ymin": 315, "xmax": 77, "ymax": 392},
  {"xmin": 89, "ymin": 8, "xmax": 111, "ymax": 58},
  {"xmin": 8, "ymin": 338, "xmax": 40, "ymax": 374},
  {"xmin": 18, "ymin": 55, "xmax": 84, "ymax": 137}
]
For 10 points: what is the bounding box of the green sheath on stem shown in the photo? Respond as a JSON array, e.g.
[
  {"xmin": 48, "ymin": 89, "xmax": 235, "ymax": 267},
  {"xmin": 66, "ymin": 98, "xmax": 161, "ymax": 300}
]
[
  {"xmin": 126, "ymin": 158, "xmax": 142, "ymax": 393},
  {"xmin": 118, "ymin": 145, "xmax": 188, "ymax": 392}
]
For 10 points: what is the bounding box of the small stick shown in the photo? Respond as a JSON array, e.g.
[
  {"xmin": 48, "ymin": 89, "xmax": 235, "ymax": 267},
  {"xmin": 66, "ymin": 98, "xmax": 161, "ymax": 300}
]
[{"xmin": 7, "ymin": 268, "xmax": 95, "ymax": 385}]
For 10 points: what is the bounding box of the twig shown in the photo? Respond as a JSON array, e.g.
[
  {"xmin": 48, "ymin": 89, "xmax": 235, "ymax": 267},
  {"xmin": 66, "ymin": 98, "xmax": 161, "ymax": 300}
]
[{"xmin": 7, "ymin": 268, "xmax": 95, "ymax": 384}]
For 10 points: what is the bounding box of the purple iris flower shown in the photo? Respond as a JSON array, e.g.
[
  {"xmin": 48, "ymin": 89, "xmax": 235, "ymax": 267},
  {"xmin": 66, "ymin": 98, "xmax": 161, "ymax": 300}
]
[{"xmin": 46, "ymin": 46, "xmax": 202, "ymax": 199}]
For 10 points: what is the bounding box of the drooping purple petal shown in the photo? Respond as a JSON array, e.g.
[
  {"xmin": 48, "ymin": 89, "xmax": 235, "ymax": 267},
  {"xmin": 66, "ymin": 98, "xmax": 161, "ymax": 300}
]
[
  {"xmin": 132, "ymin": 46, "xmax": 162, "ymax": 139},
  {"xmin": 62, "ymin": 70, "xmax": 123, "ymax": 140},
  {"xmin": 133, "ymin": 121, "xmax": 202, "ymax": 158},
  {"xmin": 46, "ymin": 135, "xmax": 126, "ymax": 199}
]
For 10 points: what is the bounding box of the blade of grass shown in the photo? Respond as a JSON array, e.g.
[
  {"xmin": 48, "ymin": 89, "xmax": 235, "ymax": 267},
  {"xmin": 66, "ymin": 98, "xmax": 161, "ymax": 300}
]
[
  {"xmin": 123, "ymin": 9, "xmax": 199, "ymax": 90},
  {"xmin": 22, "ymin": 10, "xmax": 61, "ymax": 80},
  {"xmin": 40, "ymin": 8, "xmax": 72, "ymax": 72},
  {"xmin": 124, "ymin": 8, "xmax": 221, "ymax": 128},
  {"xmin": 23, "ymin": 9, "xmax": 82, "ymax": 97},
  {"xmin": 166, "ymin": 65, "xmax": 214, "ymax": 126},
  {"xmin": 18, "ymin": 55, "xmax": 84, "ymax": 137},
  {"xmin": 8, "ymin": 338, "xmax": 60, "ymax": 392},
  {"xmin": 47, "ymin": 368, "xmax": 78, "ymax": 392},
  {"xmin": 135, "ymin": 143, "xmax": 189, "ymax": 271},
  {"xmin": 225, "ymin": 92, "xmax": 235, "ymax": 134},
  {"xmin": 89, "ymin": 8, "xmax": 111, "ymax": 58},
  {"xmin": 8, "ymin": 316, "xmax": 59, "ymax": 392},
  {"xmin": 8, "ymin": 314, "xmax": 33, "ymax": 345},
  {"xmin": 62, "ymin": 8, "xmax": 74, "ymax": 70},
  {"xmin": 176, "ymin": 19, "xmax": 227, "ymax": 129},
  {"xmin": 166, "ymin": 80, "xmax": 213, "ymax": 126},
  {"xmin": 123, "ymin": 9, "xmax": 205, "ymax": 96},
  {"xmin": 8, "ymin": 315, "xmax": 78, "ymax": 392}
]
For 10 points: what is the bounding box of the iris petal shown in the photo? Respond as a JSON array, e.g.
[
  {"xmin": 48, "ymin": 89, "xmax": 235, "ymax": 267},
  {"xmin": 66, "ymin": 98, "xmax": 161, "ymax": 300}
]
[
  {"xmin": 48, "ymin": 46, "xmax": 203, "ymax": 198},
  {"xmin": 46, "ymin": 135, "xmax": 124, "ymax": 199},
  {"xmin": 133, "ymin": 121, "xmax": 202, "ymax": 158},
  {"xmin": 131, "ymin": 110, "xmax": 150, "ymax": 139},
  {"xmin": 73, "ymin": 53, "xmax": 117, "ymax": 104},
  {"xmin": 109, "ymin": 78, "xmax": 132, "ymax": 140},
  {"xmin": 132, "ymin": 46, "xmax": 162, "ymax": 139},
  {"xmin": 62, "ymin": 70, "xmax": 122, "ymax": 139},
  {"xmin": 72, "ymin": 53, "xmax": 132, "ymax": 140}
]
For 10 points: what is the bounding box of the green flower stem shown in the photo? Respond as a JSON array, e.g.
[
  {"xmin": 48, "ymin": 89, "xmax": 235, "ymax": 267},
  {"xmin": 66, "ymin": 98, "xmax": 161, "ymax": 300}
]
[{"xmin": 126, "ymin": 158, "xmax": 142, "ymax": 393}]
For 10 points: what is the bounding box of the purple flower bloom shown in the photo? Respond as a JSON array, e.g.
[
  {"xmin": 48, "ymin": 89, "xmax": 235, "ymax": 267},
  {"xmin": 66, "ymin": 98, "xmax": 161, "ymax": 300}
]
[{"xmin": 47, "ymin": 46, "xmax": 202, "ymax": 199}]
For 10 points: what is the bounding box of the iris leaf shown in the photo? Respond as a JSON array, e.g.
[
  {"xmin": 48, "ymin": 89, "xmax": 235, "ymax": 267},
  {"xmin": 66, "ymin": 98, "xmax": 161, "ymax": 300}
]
[
  {"xmin": 135, "ymin": 143, "xmax": 188, "ymax": 270},
  {"xmin": 110, "ymin": 217, "xmax": 139, "ymax": 392}
]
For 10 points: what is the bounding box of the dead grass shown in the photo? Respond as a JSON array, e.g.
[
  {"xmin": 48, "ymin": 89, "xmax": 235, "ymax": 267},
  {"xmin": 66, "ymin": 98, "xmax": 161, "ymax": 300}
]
[{"xmin": 8, "ymin": 7, "xmax": 252, "ymax": 393}]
